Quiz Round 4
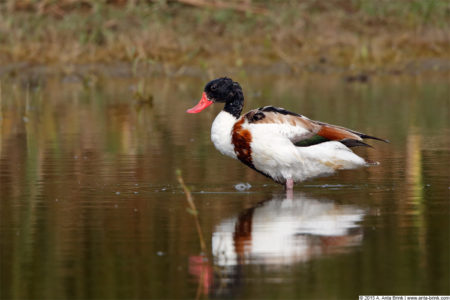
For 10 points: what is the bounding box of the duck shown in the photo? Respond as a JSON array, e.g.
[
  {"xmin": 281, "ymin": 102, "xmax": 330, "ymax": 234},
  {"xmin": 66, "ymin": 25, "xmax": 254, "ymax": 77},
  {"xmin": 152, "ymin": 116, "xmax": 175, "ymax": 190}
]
[{"xmin": 187, "ymin": 77, "xmax": 388, "ymax": 190}]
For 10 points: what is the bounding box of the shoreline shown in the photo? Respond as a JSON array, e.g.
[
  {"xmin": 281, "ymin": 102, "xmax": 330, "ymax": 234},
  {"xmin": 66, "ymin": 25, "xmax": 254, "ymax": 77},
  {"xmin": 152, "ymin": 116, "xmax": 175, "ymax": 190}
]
[{"xmin": 1, "ymin": 58, "xmax": 449, "ymax": 83}]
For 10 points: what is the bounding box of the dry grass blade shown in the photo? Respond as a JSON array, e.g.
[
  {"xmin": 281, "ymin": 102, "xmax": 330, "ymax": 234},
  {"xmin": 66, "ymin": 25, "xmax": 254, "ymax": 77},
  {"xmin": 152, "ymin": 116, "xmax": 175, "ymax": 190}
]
[
  {"xmin": 177, "ymin": 0, "xmax": 269, "ymax": 15},
  {"xmin": 176, "ymin": 169, "xmax": 207, "ymax": 255}
]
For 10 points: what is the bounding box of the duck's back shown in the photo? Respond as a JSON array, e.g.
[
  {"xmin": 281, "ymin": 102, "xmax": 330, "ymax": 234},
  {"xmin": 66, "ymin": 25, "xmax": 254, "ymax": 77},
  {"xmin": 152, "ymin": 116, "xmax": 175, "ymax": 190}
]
[{"xmin": 230, "ymin": 106, "xmax": 371, "ymax": 183}]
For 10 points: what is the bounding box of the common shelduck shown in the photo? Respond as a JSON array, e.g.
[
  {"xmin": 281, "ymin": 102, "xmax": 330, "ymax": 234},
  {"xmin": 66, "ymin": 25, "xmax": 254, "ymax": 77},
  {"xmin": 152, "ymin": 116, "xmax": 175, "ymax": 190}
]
[{"xmin": 187, "ymin": 77, "xmax": 388, "ymax": 190}]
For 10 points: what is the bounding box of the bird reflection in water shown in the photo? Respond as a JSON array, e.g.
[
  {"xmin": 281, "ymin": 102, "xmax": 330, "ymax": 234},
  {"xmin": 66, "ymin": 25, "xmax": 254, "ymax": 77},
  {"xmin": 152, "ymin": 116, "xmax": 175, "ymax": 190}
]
[{"xmin": 189, "ymin": 192, "xmax": 365, "ymax": 297}]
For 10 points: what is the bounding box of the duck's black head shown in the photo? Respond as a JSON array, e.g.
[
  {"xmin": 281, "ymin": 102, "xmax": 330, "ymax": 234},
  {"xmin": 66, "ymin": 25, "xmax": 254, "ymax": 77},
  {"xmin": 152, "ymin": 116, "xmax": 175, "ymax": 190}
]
[
  {"xmin": 204, "ymin": 77, "xmax": 238, "ymax": 103},
  {"xmin": 187, "ymin": 77, "xmax": 244, "ymax": 118}
]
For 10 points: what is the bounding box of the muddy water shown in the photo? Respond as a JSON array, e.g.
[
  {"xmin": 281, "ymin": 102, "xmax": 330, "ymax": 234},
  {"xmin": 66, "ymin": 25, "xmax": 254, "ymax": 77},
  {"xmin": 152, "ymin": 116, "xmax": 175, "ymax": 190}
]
[{"xmin": 1, "ymin": 75, "xmax": 449, "ymax": 299}]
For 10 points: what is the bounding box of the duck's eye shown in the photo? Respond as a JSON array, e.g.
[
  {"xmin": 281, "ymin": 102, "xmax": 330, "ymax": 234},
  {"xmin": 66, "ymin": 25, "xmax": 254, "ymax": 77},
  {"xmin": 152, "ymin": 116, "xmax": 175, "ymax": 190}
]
[{"xmin": 210, "ymin": 84, "xmax": 217, "ymax": 91}]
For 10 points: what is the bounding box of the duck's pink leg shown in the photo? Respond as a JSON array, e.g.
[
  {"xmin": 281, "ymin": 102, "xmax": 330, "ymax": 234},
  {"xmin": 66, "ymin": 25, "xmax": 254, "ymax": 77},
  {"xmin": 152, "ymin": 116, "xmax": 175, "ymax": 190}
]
[
  {"xmin": 286, "ymin": 178, "xmax": 294, "ymax": 190},
  {"xmin": 285, "ymin": 178, "xmax": 294, "ymax": 199}
]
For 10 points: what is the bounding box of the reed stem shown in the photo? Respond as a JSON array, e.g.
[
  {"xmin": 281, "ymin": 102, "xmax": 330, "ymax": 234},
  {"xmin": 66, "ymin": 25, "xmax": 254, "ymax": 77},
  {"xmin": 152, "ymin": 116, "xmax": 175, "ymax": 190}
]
[{"xmin": 176, "ymin": 170, "xmax": 207, "ymax": 255}]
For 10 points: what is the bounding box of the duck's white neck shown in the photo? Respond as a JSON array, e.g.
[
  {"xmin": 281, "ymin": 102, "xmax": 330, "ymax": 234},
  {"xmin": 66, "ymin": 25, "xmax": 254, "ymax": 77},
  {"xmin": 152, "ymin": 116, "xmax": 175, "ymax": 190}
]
[{"xmin": 211, "ymin": 111, "xmax": 238, "ymax": 159}]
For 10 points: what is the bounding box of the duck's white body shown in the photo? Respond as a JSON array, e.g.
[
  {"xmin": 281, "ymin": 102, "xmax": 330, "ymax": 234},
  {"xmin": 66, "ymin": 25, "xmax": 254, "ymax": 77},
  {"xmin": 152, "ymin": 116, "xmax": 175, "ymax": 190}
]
[{"xmin": 211, "ymin": 110, "xmax": 368, "ymax": 184}]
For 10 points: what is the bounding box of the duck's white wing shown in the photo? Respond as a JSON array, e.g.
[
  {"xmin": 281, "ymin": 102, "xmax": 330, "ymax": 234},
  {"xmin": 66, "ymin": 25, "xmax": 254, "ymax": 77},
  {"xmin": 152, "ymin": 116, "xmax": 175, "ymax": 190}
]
[{"xmin": 243, "ymin": 106, "xmax": 388, "ymax": 147}]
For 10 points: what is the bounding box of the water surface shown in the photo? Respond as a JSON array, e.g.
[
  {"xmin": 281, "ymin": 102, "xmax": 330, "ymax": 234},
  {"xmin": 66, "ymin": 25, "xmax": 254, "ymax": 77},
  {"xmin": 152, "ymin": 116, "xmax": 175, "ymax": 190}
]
[{"xmin": 1, "ymin": 75, "xmax": 449, "ymax": 299}]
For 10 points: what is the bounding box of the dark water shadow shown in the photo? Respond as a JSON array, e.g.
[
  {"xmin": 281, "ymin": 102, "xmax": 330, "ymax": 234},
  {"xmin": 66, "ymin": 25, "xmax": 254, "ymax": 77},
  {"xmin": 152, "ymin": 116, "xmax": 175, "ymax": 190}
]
[{"xmin": 189, "ymin": 192, "xmax": 365, "ymax": 298}]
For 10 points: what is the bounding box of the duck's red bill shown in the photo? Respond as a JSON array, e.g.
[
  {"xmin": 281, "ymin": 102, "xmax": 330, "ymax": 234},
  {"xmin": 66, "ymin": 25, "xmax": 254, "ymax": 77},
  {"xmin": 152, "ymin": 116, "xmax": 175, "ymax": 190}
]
[{"xmin": 187, "ymin": 92, "xmax": 213, "ymax": 113}]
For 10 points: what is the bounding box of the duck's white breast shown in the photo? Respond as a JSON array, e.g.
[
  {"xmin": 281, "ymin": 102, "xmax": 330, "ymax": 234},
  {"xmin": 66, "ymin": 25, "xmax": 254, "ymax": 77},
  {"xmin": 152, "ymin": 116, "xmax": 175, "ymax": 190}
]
[{"xmin": 211, "ymin": 111, "xmax": 237, "ymax": 159}]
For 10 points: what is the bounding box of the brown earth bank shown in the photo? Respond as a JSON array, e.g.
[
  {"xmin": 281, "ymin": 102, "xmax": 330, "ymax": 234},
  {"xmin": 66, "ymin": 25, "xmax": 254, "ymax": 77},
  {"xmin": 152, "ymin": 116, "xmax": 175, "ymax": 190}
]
[{"xmin": 1, "ymin": 0, "xmax": 449, "ymax": 79}]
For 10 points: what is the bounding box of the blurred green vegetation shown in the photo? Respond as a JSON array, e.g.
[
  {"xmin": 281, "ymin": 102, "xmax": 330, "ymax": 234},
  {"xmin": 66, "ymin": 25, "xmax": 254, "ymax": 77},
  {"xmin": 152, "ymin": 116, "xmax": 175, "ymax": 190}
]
[{"xmin": 0, "ymin": 0, "xmax": 449, "ymax": 74}]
